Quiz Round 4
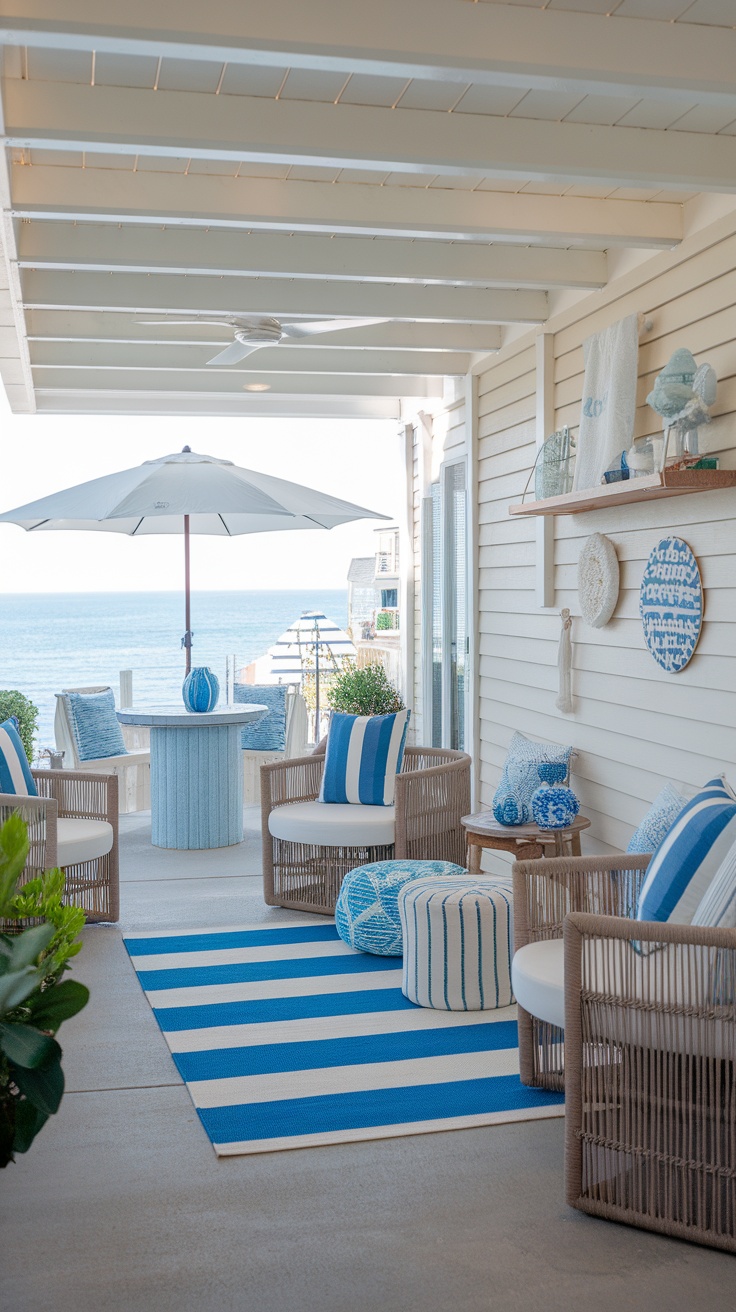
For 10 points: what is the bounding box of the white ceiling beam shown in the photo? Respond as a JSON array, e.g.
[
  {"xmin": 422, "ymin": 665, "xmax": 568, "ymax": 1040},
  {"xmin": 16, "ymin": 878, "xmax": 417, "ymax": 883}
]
[
  {"xmin": 31, "ymin": 368, "xmax": 442, "ymax": 398},
  {"xmin": 4, "ymin": 1, "xmax": 736, "ymax": 108},
  {"xmin": 33, "ymin": 389, "xmax": 402, "ymax": 419},
  {"xmin": 20, "ymin": 270, "xmax": 548, "ymax": 325},
  {"xmin": 25, "ymin": 310, "xmax": 502, "ymax": 353},
  {"xmin": 16, "ymin": 222, "xmax": 608, "ymax": 291},
  {"xmin": 30, "ymin": 342, "xmax": 469, "ymax": 376},
  {"xmin": 10, "ymin": 165, "xmax": 683, "ymax": 250},
  {"xmin": 6, "ymin": 80, "xmax": 735, "ymax": 193}
]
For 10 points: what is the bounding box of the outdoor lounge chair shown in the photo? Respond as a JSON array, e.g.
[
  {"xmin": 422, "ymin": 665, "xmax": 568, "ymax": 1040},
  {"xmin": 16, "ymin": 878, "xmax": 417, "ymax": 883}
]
[
  {"xmin": 512, "ymin": 853, "xmax": 736, "ymax": 1252},
  {"xmin": 261, "ymin": 746, "xmax": 471, "ymax": 914},
  {"xmin": 55, "ymin": 685, "xmax": 150, "ymax": 814},
  {"xmin": 0, "ymin": 767, "xmax": 119, "ymax": 923}
]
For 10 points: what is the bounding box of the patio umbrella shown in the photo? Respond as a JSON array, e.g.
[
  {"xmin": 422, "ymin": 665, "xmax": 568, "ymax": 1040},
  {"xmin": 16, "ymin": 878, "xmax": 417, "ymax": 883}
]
[{"xmin": 0, "ymin": 447, "xmax": 389, "ymax": 672}]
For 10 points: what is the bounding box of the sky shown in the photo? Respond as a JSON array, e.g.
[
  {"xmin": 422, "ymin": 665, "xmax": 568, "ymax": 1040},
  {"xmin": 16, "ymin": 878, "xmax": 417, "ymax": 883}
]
[{"xmin": 0, "ymin": 389, "xmax": 403, "ymax": 592}]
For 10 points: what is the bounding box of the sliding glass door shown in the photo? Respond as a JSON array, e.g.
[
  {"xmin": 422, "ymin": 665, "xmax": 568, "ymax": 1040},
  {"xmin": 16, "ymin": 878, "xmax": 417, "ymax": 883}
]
[{"xmin": 428, "ymin": 460, "xmax": 468, "ymax": 752}]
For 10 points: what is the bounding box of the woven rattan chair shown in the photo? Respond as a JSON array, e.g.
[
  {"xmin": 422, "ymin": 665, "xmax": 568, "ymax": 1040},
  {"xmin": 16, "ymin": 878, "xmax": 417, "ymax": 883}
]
[
  {"xmin": 261, "ymin": 746, "xmax": 471, "ymax": 914},
  {"xmin": 0, "ymin": 769, "xmax": 119, "ymax": 924},
  {"xmin": 513, "ymin": 854, "xmax": 736, "ymax": 1252}
]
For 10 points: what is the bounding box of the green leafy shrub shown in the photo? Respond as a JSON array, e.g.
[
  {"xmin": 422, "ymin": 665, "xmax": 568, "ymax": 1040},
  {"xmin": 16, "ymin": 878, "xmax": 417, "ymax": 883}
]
[
  {"xmin": 0, "ymin": 814, "xmax": 89, "ymax": 1167},
  {"xmin": 376, "ymin": 611, "xmax": 394, "ymax": 631},
  {"xmin": 0, "ymin": 692, "xmax": 39, "ymax": 764},
  {"xmin": 328, "ymin": 661, "xmax": 406, "ymax": 716}
]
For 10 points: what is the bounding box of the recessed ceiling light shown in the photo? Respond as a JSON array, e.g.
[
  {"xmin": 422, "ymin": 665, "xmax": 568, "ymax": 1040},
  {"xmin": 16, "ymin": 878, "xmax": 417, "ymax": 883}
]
[{"xmin": 243, "ymin": 382, "xmax": 271, "ymax": 392}]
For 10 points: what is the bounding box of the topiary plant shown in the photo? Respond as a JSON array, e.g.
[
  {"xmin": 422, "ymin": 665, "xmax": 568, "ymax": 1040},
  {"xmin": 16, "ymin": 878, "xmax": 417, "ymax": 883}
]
[
  {"xmin": 0, "ymin": 692, "xmax": 39, "ymax": 764},
  {"xmin": 328, "ymin": 661, "xmax": 406, "ymax": 716}
]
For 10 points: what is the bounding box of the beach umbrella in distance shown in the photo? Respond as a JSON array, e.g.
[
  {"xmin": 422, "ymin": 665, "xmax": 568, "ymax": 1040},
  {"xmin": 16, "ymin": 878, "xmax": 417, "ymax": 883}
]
[
  {"xmin": 242, "ymin": 610, "xmax": 357, "ymax": 738},
  {"xmin": 0, "ymin": 447, "xmax": 389, "ymax": 672}
]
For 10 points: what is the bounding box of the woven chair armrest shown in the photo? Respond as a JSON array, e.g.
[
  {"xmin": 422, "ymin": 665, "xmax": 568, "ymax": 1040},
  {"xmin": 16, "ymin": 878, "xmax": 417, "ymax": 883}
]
[
  {"xmin": 512, "ymin": 853, "xmax": 652, "ymax": 950},
  {"xmin": 394, "ymin": 754, "xmax": 471, "ymax": 848},
  {"xmin": 0, "ymin": 792, "xmax": 58, "ymax": 870},
  {"xmin": 32, "ymin": 768, "xmax": 118, "ymax": 824},
  {"xmin": 260, "ymin": 755, "xmax": 324, "ymax": 810},
  {"xmin": 565, "ymin": 911, "xmax": 736, "ymax": 950}
]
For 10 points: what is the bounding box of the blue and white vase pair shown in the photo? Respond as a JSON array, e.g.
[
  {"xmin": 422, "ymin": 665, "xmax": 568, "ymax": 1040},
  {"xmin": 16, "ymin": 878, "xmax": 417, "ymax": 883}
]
[{"xmin": 182, "ymin": 666, "xmax": 220, "ymax": 713}]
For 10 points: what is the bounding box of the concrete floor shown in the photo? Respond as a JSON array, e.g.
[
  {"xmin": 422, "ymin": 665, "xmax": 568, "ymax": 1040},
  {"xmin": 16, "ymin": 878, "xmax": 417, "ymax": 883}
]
[{"xmin": 2, "ymin": 808, "xmax": 735, "ymax": 1312}]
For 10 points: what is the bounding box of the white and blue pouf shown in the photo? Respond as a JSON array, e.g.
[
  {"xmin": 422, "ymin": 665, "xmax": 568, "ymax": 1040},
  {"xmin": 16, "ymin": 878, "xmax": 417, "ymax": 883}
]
[
  {"xmin": 335, "ymin": 860, "xmax": 466, "ymax": 957},
  {"xmin": 398, "ymin": 876, "xmax": 514, "ymax": 1010}
]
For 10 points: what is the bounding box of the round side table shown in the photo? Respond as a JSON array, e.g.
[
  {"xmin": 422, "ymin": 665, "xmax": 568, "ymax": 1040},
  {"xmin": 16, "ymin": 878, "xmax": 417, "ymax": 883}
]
[
  {"xmin": 460, "ymin": 812, "xmax": 591, "ymax": 874},
  {"xmin": 117, "ymin": 704, "xmax": 267, "ymax": 850}
]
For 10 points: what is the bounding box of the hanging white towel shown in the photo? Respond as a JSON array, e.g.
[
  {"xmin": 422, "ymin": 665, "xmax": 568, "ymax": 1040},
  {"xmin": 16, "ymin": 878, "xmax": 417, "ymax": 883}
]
[
  {"xmin": 556, "ymin": 608, "xmax": 574, "ymax": 715},
  {"xmin": 573, "ymin": 312, "xmax": 639, "ymax": 491}
]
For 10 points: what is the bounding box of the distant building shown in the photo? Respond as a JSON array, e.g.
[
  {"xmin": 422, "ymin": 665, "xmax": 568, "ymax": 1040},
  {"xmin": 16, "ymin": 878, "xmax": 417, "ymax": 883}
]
[
  {"xmin": 347, "ymin": 557, "xmax": 381, "ymax": 641},
  {"xmin": 347, "ymin": 527, "xmax": 402, "ymax": 692}
]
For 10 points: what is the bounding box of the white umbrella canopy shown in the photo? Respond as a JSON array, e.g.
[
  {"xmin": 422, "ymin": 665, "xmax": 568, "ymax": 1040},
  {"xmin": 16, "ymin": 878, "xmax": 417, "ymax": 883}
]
[{"xmin": 0, "ymin": 447, "xmax": 389, "ymax": 670}]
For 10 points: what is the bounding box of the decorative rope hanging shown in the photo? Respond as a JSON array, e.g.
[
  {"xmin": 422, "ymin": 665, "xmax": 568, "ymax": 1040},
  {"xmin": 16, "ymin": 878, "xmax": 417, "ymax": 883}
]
[{"xmin": 555, "ymin": 608, "xmax": 574, "ymax": 714}]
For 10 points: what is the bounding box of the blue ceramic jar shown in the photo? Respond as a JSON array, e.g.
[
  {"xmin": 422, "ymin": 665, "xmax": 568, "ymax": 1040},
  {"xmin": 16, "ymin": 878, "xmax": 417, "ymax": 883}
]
[
  {"xmin": 531, "ymin": 762, "xmax": 579, "ymax": 830},
  {"xmin": 493, "ymin": 792, "xmax": 530, "ymax": 826},
  {"xmin": 182, "ymin": 666, "xmax": 220, "ymax": 713}
]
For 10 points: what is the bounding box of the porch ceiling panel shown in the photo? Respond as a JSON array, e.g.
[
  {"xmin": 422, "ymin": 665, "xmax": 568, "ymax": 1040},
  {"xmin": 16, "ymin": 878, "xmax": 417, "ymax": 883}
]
[{"xmin": 0, "ymin": 1, "xmax": 729, "ymax": 416}]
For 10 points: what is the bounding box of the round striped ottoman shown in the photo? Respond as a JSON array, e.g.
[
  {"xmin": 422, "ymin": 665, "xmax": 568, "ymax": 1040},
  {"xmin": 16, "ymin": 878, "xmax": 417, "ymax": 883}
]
[
  {"xmin": 334, "ymin": 860, "xmax": 466, "ymax": 957},
  {"xmin": 398, "ymin": 876, "xmax": 514, "ymax": 1010}
]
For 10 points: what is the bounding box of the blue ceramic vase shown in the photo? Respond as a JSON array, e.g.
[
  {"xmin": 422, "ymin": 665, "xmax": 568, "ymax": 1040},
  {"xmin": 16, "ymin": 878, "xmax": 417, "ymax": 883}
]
[
  {"xmin": 531, "ymin": 762, "xmax": 579, "ymax": 830},
  {"xmin": 182, "ymin": 666, "xmax": 220, "ymax": 713},
  {"xmin": 493, "ymin": 793, "xmax": 530, "ymax": 826}
]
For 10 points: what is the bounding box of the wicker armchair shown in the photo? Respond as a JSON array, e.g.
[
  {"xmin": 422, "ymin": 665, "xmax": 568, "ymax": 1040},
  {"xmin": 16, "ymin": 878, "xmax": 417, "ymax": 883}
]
[
  {"xmin": 0, "ymin": 769, "xmax": 119, "ymax": 924},
  {"xmin": 261, "ymin": 746, "xmax": 471, "ymax": 914},
  {"xmin": 513, "ymin": 854, "xmax": 736, "ymax": 1252}
]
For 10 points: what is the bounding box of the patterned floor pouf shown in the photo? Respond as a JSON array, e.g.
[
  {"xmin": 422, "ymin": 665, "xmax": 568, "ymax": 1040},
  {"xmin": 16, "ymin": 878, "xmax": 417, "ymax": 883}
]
[
  {"xmin": 335, "ymin": 860, "xmax": 466, "ymax": 957},
  {"xmin": 399, "ymin": 876, "xmax": 514, "ymax": 1010}
]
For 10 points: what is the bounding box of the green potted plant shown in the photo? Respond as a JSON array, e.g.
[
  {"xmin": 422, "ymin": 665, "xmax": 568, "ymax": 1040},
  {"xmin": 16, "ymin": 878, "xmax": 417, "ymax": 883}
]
[
  {"xmin": 328, "ymin": 661, "xmax": 406, "ymax": 716},
  {"xmin": 0, "ymin": 814, "xmax": 89, "ymax": 1167},
  {"xmin": 0, "ymin": 692, "xmax": 39, "ymax": 764}
]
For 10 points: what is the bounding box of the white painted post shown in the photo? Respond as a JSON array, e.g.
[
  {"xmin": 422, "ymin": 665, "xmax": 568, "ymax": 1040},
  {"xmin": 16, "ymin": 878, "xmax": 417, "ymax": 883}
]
[
  {"xmin": 464, "ymin": 371, "xmax": 481, "ymax": 809},
  {"xmin": 535, "ymin": 332, "xmax": 556, "ymax": 609},
  {"xmin": 119, "ymin": 668, "xmax": 133, "ymax": 708}
]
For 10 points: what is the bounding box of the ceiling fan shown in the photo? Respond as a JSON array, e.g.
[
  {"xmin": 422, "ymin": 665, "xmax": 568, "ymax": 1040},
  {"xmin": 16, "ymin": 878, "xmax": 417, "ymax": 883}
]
[{"xmin": 139, "ymin": 315, "xmax": 388, "ymax": 366}]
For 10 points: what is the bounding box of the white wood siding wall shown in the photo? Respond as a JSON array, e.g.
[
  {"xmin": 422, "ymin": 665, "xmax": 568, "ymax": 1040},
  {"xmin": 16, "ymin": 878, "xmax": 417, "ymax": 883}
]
[{"xmin": 476, "ymin": 211, "xmax": 736, "ymax": 873}]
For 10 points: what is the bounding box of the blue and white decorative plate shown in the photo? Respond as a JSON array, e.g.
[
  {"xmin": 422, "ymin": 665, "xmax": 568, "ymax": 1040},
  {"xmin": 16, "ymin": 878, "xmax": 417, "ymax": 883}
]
[{"xmin": 639, "ymin": 536, "xmax": 703, "ymax": 673}]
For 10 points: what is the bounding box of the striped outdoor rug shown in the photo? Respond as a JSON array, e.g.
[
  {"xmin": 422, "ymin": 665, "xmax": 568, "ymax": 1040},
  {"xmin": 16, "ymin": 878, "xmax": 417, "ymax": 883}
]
[{"xmin": 124, "ymin": 920, "xmax": 564, "ymax": 1156}]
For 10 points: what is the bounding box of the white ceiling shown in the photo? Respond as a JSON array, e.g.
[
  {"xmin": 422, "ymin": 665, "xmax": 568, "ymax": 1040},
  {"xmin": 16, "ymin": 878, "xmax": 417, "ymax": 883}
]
[{"xmin": 0, "ymin": 0, "xmax": 734, "ymax": 418}]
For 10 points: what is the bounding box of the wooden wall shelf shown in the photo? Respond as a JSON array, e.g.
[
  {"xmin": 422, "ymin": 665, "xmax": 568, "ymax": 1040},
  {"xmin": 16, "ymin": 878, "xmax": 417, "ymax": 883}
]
[{"xmin": 508, "ymin": 469, "xmax": 736, "ymax": 517}]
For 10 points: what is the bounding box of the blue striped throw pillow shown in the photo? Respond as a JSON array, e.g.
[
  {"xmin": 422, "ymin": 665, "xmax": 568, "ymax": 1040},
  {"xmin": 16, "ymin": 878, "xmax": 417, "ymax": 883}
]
[
  {"xmin": 320, "ymin": 710, "xmax": 410, "ymax": 807},
  {"xmin": 0, "ymin": 718, "xmax": 37, "ymax": 796},
  {"xmin": 692, "ymin": 835, "xmax": 736, "ymax": 929},
  {"xmin": 637, "ymin": 776, "xmax": 736, "ymax": 926},
  {"xmin": 64, "ymin": 689, "xmax": 127, "ymax": 762}
]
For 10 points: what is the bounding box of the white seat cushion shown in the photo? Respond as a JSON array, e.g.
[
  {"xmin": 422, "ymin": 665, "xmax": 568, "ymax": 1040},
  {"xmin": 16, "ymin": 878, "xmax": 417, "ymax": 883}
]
[
  {"xmin": 512, "ymin": 935, "xmax": 734, "ymax": 1059},
  {"xmin": 268, "ymin": 800, "xmax": 395, "ymax": 847},
  {"xmin": 512, "ymin": 939, "xmax": 565, "ymax": 1030},
  {"xmin": 57, "ymin": 817, "xmax": 114, "ymax": 867}
]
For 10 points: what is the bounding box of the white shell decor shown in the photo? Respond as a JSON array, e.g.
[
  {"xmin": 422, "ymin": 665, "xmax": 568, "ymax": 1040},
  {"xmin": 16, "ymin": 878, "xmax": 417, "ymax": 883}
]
[{"xmin": 578, "ymin": 533, "xmax": 620, "ymax": 629}]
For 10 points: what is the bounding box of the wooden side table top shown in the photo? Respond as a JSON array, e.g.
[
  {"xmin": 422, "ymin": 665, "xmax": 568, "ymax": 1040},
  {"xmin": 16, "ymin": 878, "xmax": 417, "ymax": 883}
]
[{"xmin": 461, "ymin": 812, "xmax": 591, "ymax": 842}]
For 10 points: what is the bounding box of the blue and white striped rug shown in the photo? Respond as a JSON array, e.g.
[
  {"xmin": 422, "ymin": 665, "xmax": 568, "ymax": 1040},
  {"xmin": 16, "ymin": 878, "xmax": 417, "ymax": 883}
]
[{"xmin": 124, "ymin": 920, "xmax": 564, "ymax": 1156}]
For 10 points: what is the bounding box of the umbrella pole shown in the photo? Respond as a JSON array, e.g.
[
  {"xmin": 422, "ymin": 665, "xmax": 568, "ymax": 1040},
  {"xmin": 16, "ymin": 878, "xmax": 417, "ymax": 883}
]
[{"xmin": 183, "ymin": 513, "xmax": 192, "ymax": 674}]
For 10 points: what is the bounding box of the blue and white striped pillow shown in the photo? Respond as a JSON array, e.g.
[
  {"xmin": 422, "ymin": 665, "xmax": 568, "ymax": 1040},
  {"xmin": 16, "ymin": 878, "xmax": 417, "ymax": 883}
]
[
  {"xmin": 692, "ymin": 836, "xmax": 736, "ymax": 929},
  {"xmin": 320, "ymin": 710, "xmax": 410, "ymax": 807},
  {"xmin": 0, "ymin": 718, "xmax": 37, "ymax": 796},
  {"xmin": 637, "ymin": 776, "xmax": 736, "ymax": 926}
]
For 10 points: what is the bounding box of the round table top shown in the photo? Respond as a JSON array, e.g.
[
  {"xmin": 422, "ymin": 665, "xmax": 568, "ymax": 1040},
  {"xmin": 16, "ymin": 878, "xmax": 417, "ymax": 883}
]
[
  {"xmin": 117, "ymin": 704, "xmax": 268, "ymax": 728},
  {"xmin": 461, "ymin": 811, "xmax": 591, "ymax": 839}
]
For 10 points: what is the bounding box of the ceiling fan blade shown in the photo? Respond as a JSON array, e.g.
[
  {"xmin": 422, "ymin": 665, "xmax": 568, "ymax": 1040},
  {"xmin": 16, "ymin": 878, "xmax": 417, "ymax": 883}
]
[
  {"xmin": 206, "ymin": 341, "xmax": 266, "ymax": 366},
  {"xmin": 280, "ymin": 317, "xmax": 389, "ymax": 338}
]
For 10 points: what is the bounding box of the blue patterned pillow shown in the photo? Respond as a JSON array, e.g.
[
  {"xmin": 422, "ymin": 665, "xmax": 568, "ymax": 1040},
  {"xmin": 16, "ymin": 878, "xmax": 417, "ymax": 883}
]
[
  {"xmin": 637, "ymin": 777, "xmax": 736, "ymax": 925},
  {"xmin": 64, "ymin": 689, "xmax": 127, "ymax": 762},
  {"xmin": 0, "ymin": 718, "xmax": 37, "ymax": 796},
  {"xmin": 320, "ymin": 710, "xmax": 410, "ymax": 806},
  {"xmin": 492, "ymin": 731, "xmax": 573, "ymax": 826},
  {"xmin": 234, "ymin": 683, "xmax": 286, "ymax": 752},
  {"xmin": 627, "ymin": 783, "xmax": 689, "ymax": 855}
]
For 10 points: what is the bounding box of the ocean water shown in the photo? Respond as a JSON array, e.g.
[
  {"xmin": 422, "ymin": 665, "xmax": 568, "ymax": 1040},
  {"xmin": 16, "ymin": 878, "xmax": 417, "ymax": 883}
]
[{"xmin": 0, "ymin": 590, "xmax": 348, "ymax": 753}]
